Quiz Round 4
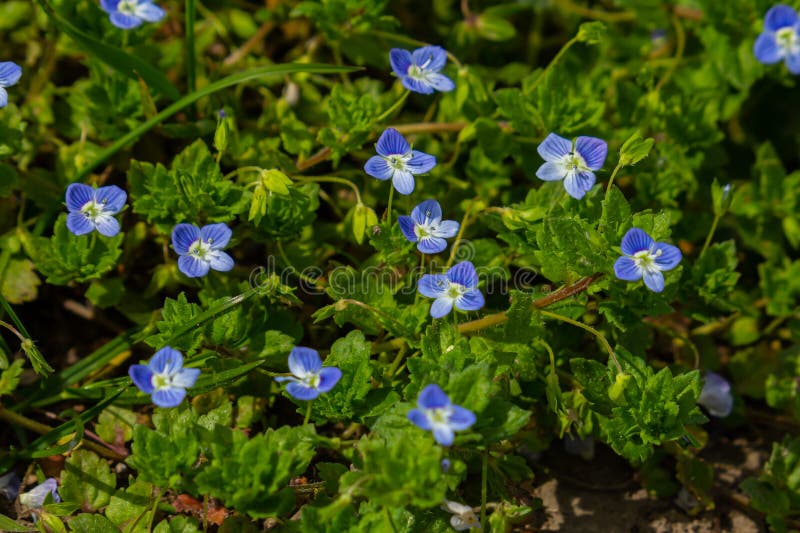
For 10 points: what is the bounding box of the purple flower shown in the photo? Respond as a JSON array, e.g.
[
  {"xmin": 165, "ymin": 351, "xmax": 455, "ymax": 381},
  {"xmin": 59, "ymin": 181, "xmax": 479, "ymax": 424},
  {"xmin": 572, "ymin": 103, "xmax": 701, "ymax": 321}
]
[
  {"xmin": 389, "ymin": 46, "xmax": 455, "ymax": 94},
  {"xmin": 129, "ymin": 346, "xmax": 200, "ymax": 408},
  {"xmin": 0, "ymin": 471, "xmax": 20, "ymax": 501},
  {"xmin": 274, "ymin": 347, "xmax": 342, "ymax": 401},
  {"xmin": 0, "ymin": 61, "xmax": 22, "ymax": 109},
  {"xmin": 754, "ymin": 5, "xmax": 800, "ymax": 74},
  {"xmin": 398, "ymin": 199, "xmax": 459, "ymax": 254},
  {"xmin": 698, "ymin": 371, "xmax": 733, "ymax": 418},
  {"xmin": 536, "ymin": 133, "xmax": 608, "ymax": 200},
  {"xmin": 408, "ymin": 384, "xmax": 476, "ymax": 446},
  {"xmin": 613, "ymin": 228, "xmax": 682, "ymax": 293},
  {"xmin": 19, "ymin": 478, "xmax": 60, "ymax": 509},
  {"xmin": 172, "ymin": 223, "xmax": 234, "ymax": 278},
  {"xmin": 364, "ymin": 128, "xmax": 436, "ymax": 195},
  {"xmin": 100, "ymin": 0, "xmax": 166, "ymax": 30},
  {"xmin": 65, "ymin": 183, "xmax": 127, "ymax": 237},
  {"xmin": 418, "ymin": 261, "xmax": 484, "ymax": 318}
]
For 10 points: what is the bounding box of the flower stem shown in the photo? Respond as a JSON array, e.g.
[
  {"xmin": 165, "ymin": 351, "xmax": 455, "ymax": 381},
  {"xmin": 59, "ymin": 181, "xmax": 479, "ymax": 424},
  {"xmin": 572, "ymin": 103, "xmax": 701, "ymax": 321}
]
[
  {"xmin": 527, "ymin": 35, "xmax": 579, "ymax": 95},
  {"xmin": 385, "ymin": 186, "xmax": 395, "ymax": 223},
  {"xmin": 700, "ymin": 212, "xmax": 721, "ymax": 257},
  {"xmin": 605, "ymin": 159, "xmax": 625, "ymax": 196},
  {"xmin": 375, "ymin": 90, "xmax": 410, "ymax": 124},
  {"xmin": 446, "ymin": 200, "xmax": 477, "ymax": 268},
  {"xmin": 538, "ymin": 309, "xmax": 622, "ymax": 373},
  {"xmin": 480, "ymin": 448, "xmax": 489, "ymax": 527},
  {"xmin": 294, "ymin": 175, "xmax": 362, "ymax": 205},
  {"xmin": 303, "ymin": 401, "xmax": 313, "ymax": 425}
]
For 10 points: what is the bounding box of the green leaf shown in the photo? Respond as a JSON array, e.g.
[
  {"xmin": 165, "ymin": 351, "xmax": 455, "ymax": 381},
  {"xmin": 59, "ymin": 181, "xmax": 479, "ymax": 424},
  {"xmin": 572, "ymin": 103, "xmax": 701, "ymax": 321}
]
[
  {"xmin": 0, "ymin": 513, "xmax": 31, "ymax": 532},
  {"xmin": 0, "ymin": 360, "xmax": 25, "ymax": 396},
  {"xmin": 576, "ymin": 21, "xmax": 607, "ymax": 44},
  {"xmin": 60, "ymin": 450, "xmax": 117, "ymax": 511},
  {"xmin": 153, "ymin": 516, "xmax": 201, "ymax": 533},
  {"xmin": 68, "ymin": 514, "xmax": 120, "ymax": 533},
  {"xmin": 0, "ymin": 162, "xmax": 19, "ymax": 197},
  {"xmin": 311, "ymin": 330, "xmax": 373, "ymax": 421},
  {"xmin": 96, "ymin": 406, "xmax": 137, "ymax": 444},
  {"xmin": 105, "ymin": 478, "xmax": 154, "ymax": 533},
  {"xmin": 618, "ymin": 130, "xmax": 655, "ymax": 167},
  {"xmin": 475, "ymin": 13, "xmax": 516, "ymax": 42}
]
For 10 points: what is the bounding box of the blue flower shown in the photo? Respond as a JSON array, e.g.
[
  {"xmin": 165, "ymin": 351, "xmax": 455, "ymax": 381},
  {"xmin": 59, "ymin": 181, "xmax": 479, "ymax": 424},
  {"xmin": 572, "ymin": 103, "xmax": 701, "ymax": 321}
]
[
  {"xmin": 100, "ymin": 0, "xmax": 166, "ymax": 30},
  {"xmin": 407, "ymin": 384, "xmax": 476, "ymax": 446},
  {"xmin": 536, "ymin": 133, "xmax": 608, "ymax": 200},
  {"xmin": 0, "ymin": 471, "xmax": 20, "ymax": 501},
  {"xmin": 389, "ymin": 46, "xmax": 455, "ymax": 94},
  {"xmin": 697, "ymin": 371, "xmax": 733, "ymax": 418},
  {"xmin": 398, "ymin": 199, "xmax": 459, "ymax": 254},
  {"xmin": 613, "ymin": 228, "xmax": 682, "ymax": 293},
  {"xmin": 364, "ymin": 128, "xmax": 436, "ymax": 195},
  {"xmin": 418, "ymin": 261, "xmax": 484, "ymax": 318},
  {"xmin": 129, "ymin": 346, "xmax": 200, "ymax": 408},
  {"xmin": 65, "ymin": 183, "xmax": 127, "ymax": 237},
  {"xmin": 0, "ymin": 62, "xmax": 21, "ymax": 109},
  {"xmin": 19, "ymin": 478, "xmax": 60, "ymax": 509},
  {"xmin": 172, "ymin": 223, "xmax": 234, "ymax": 278},
  {"xmin": 274, "ymin": 347, "xmax": 342, "ymax": 400},
  {"xmin": 754, "ymin": 5, "xmax": 800, "ymax": 74}
]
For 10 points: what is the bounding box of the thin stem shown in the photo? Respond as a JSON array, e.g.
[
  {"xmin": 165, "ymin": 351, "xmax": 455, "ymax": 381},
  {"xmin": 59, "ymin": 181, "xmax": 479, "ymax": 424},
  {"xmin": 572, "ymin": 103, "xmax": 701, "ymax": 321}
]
[
  {"xmin": 303, "ymin": 401, "xmax": 313, "ymax": 425},
  {"xmin": 0, "ymin": 293, "xmax": 30, "ymax": 338},
  {"xmin": 480, "ymin": 449, "xmax": 489, "ymax": 527},
  {"xmin": 294, "ymin": 175, "xmax": 362, "ymax": 205},
  {"xmin": 655, "ymin": 15, "xmax": 686, "ymax": 92},
  {"xmin": 446, "ymin": 200, "xmax": 477, "ymax": 268},
  {"xmin": 0, "ymin": 319, "xmax": 25, "ymax": 343},
  {"xmin": 527, "ymin": 36, "xmax": 579, "ymax": 95},
  {"xmin": 605, "ymin": 159, "xmax": 625, "ymax": 195},
  {"xmin": 414, "ymin": 254, "xmax": 425, "ymax": 305},
  {"xmin": 385, "ymin": 186, "xmax": 395, "ymax": 223},
  {"xmin": 539, "ymin": 309, "xmax": 622, "ymax": 373},
  {"xmin": 700, "ymin": 213, "xmax": 721, "ymax": 257},
  {"xmin": 224, "ymin": 165, "xmax": 264, "ymax": 181},
  {"xmin": 557, "ymin": 0, "xmax": 635, "ymax": 22},
  {"xmin": 185, "ymin": 0, "xmax": 197, "ymax": 114},
  {"xmin": 276, "ymin": 240, "xmax": 321, "ymax": 288},
  {"xmin": 375, "ymin": 90, "xmax": 409, "ymax": 124}
]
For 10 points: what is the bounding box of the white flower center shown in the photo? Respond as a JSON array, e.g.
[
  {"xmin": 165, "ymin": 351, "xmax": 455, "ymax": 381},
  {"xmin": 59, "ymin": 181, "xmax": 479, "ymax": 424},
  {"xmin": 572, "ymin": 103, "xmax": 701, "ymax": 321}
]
[
  {"xmin": 446, "ymin": 282, "xmax": 466, "ymax": 300},
  {"xmin": 559, "ymin": 151, "xmax": 589, "ymax": 176},
  {"xmin": 301, "ymin": 372, "xmax": 321, "ymax": 389},
  {"xmin": 633, "ymin": 249, "xmax": 662, "ymax": 272},
  {"xmin": 385, "ymin": 153, "xmax": 411, "ymax": 171},
  {"xmin": 118, "ymin": 0, "xmax": 139, "ymax": 15},
  {"xmin": 427, "ymin": 405, "xmax": 453, "ymax": 426},
  {"xmin": 776, "ymin": 27, "xmax": 799, "ymax": 54},
  {"xmin": 152, "ymin": 372, "xmax": 174, "ymax": 390},
  {"xmin": 80, "ymin": 200, "xmax": 108, "ymax": 222},
  {"xmin": 188, "ymin": 239, "xmax": 213, "ymax": 261}
]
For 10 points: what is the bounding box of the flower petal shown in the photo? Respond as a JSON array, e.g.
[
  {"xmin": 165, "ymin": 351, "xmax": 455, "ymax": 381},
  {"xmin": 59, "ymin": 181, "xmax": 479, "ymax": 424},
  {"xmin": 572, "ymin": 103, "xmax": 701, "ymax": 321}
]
[
  {"xmin": 392, "ymin": 170, "xmax": 415, "ymax": 195},
  {"xmin": 536, "ymin": 161, "xmax": 565, "ymax": 182},
  {"xmin": 575, "ymin": 136, "xmax": 608, "ymax": 170},
  {"xmin": 401, "ymin": 76, "xmax": 435, "ymax": 94},
  {"xmin": 456, "ymin": 289, "xmax": 484, "ymax": 312},
  {"xmin": 447, "ymin": 261, "xmax": 478, "ymax": 288},
  {"xmin": 448, "ymin": 405, "xmax": 477, "ymax": 431},
  {"xmin": 66, "ymin": 212, "xmax": 94, "ymax": 236},
  {"xmin": 93, "ymin": 185, "xmax": 127, "ymax": 214},
  {"xmin": 434, "ymin": 220, "xmax": 459, "ymax": 238},
  {"xmin": 620, "ymin": 228, "xmax": 654, "ymax": 255},
  {"xmin": 286, "ymin": 382, "xmax": 320, "ymax": 400},
  {"xmin": 786, "ymin": 50, "xmax": 800, "ymax": 74},
  {"xmin": 754, "ymin": 33, "xmax": 783, "ymax": 64},
  {"xmin": 172, "ymin": 367, "xmax": 200, "ymax": 389},
  {"xmin": 152, "ymin": 387, "xmax": 187, "ymax": 408},
  {"xmin": 411, "ymin": 199, "xmax": 442, "ymax": 223},
  {"xmin": 94, "ymin": 214, "xmax": 121, "ymax": 237},
  {"xmin": 129, "ymin": 364, "xmax": 155, "ymax": 394},
  {"xmin": 764, "ymin": 4, "xmax": 799, "ymax": 32},
  {"xmin": 172, "ymin": 223, "xmax": 201, "ymax": 254},
  {"xmin": 178, "ymin": 255, "xmax": 210, "ymax": 278},
  {"xmin": 563, "ymin": 171, "xmax": 596, "ymax": 199},
  {"xmin": 411, "ymin": 46, "xmax": 448, "ymax": 71},
  {"xmin": 364, "ymin": 156, "xmax": 393, "ymax": 181},
  {"xmin": 200, "ymin": 223, "xmax": 232, "ymax": 249},
  {"xmin": 430, "ymin": 297, "xmax": 454, "ymax": 318},
  {"xmin": 65, "ymin": 183, "xmax": 94, "ymax": 211},
  {"xmin": 398, "ymin": 216, "xmax": 418, "ymax": 242},
  {"xmin": 537, "ymin": 133, "xmax": 572, "ymax": 162},
  {"xmin": 653, "ymin": 242, "xmax": 682, "ymax": 271},
  {"xmin": 20, "ymin": 479, "xmax": 59, "ymax": 509},
  {"xmin": 135, "ymin": 1, "xmax": 166, "ymax": 22},
  {"xmin": 418, "ymin": 237, "xmax": 447, "ymax": 254},
  {"xmin": 418, "ymin": 384, "xmax": 450, "ymax": 409},
  {"xmin": 425, "ymin": 73, "xmax": 455, "ymax": 92},
  {"xmin": 317, "ymin": 367, "xmax": 342, "ymax": 393},
  {"xmin": 288, "ymin": 346, "xmax": 322, "ymax": 376},
  {"xmin": 389, "ymin": 48, "xmax": 412, "ymax": 77},
  {"xmin": 207, "ymin": 251, "xmax": 234, "ymax": 272},
  {"xmin": 643, "ymin": 269, "xmax": 665, "ymax": 292},
  {"xmin": 0, "ymin": 62, "xmax": 22, "ymax": 88},
  {"xmin": 110, "ymin": 12, "xmax": 143, "ymax": 29},
  {"xmin": 407, "ymin": 408, "xmax": 432, "ymax": 430},
  {"xmin": 418, "ymin": 274, "xmax": 449, "ymax": 298},
  {"xmin": 406, "ymin": 150, "xmax": 436, "ymax": 174},
  {"xmin": 375, "ymin": 127, "xmax": 410, "ymax": 156},
  {"xmin": 0, "ymin": 87, "xmax": 7, "ymax": 109},
  {"xmin": 613, "ymin": 256, "xmax": 642, "ymax": 281},
  {"xmin": 149, "ymin": 346, "xmax": 183, "ymax": 374},
  {"xmin": 100, "ymin": 0, "xmax": 119, "ymax": 13},
  {"xmin": 698, "ymin": 372, "xmax": 733, "ymax": 418},
  {"xmin": 433, "ymin": 425, "xmax": 455, "ymax": 446}
]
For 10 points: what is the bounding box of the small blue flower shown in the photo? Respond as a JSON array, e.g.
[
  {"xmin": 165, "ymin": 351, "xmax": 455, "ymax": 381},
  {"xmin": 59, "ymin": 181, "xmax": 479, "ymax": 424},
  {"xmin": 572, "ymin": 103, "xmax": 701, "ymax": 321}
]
[
  {"xmin": 536, "ymin": 133, "xmax": 608, "ymax": 200},
  {"xmin": 364, "ymin": 128, "xmax": 436, "ymax": 195},
  {"xmin": 418, "ymin": 261, "xmax": 484, "ymax": 318},
  {"xmin": 698, "ymin": 371, "xmax": 733, "ymax": 418},
  {"xmin": 613, "ymin": 228, "xmax": 682, "ymax": 293},
  {"xmin": 408, "ymin": 384, "xmax": 476, "ymax": 446},
  {"xmin": 172, "ymin": 223, "xmax": 234, "ymax": 278},
  {"xmin": 274, "ymin": 347, "xmax": 342, "ymax": 400},
  {"xmin": 129, "ymin": 346, "xmax": 200, "ymax": 408},
  {"xmin": 19, "ymin": 478, "xmax": 60, "ymax": 509},
  {"xmin": 754, "ymin": 5, "xmax": 800, "ymax": 74},
  {"xmin": 65, "ymin": 183, "xmax": 127, "ymax": 237},
  {"xmin": 0, "ymin": 471, "xmax": 20, "ymax": 501},
  {"xmin": 389, "ymin": 46, "xmax": 455, "ymax": 94},
  {"xmin": 100, "ymin": 0, "xmax": 166, "ymax": 30},
  {"xmin": 0, "ymin": 62, "xmax": 22, "ymax": 109},
  {"xmin": 398, "ymin": 199, "xmax": 459, "ymax": 254}
]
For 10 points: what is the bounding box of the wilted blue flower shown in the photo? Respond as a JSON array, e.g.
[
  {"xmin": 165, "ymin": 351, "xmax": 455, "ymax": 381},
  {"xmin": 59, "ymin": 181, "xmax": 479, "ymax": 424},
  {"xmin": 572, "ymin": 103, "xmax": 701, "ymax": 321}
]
[
  {"xmin": 129, "ymin": 346, "xmax": 200, "ymax": 408},
  {"xmin": 172, "ymin": 223, "xmax": 234, "ymax": 278},
  {"xmin": 408, "ymin": 384, "xmax": 476, "ymax": 446},
  {"xmin": 698, "ymin": 371, "xmax": 733, "ymax": 418},
  {"xmin": 418, "ymin": 261, "xmax": 484, "ymax": 318},
  {"xmin": 398, "ymin": 199, "xmax": 459, "ymax": 254},
  {"xmin": 754, "ymin": 5, "xmax": 800, "ymax": 74},
  {"xmin": 100, "ymin": 0, "xmax": 166, "ymax": 30},
  {"xmin": 0, "ymin": 62, "xmax": 21, "ymax": 109},
  {"xmin": 0, "ymin": 471, "xmax": 20, "ymax": 501},
  {"xmin": 364, "ymin": 128, "xmax": 436, "ymax": 195},
  {"xmin": 65, "ymin": 183, "xmax": 127, "ymax": 237},
  {"xmin": 19, "ymin": 478, "xmax": 60, "ymax": 509},
  {"xmin": 442, "ymin": 500, "xmax": 481, "ymax": 531},
  {"xmin": 536, "ymin": 133, "xmax": 608, "ymax": 200},
  {"xmin": 613, "ymin": 228, "xmax": 682, "ymax": 293},
  {"xmin": 390, "ymin": 46, "xmax": 455, "ymax": 94},
  {"xmin": 275, "ymin": 347, "xmax": 342, "ymax": 400}
]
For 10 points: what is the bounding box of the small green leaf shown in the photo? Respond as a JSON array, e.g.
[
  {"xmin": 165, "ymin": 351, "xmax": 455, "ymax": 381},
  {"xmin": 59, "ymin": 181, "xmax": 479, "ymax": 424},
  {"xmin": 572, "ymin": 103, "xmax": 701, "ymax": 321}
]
[
  {"xmin": 576, "ymin": 22, "xmax": 607, "ymax": 44},
  {"xmin": 619, "ymin": 130, "xmax": 655, "ymax": 167}
]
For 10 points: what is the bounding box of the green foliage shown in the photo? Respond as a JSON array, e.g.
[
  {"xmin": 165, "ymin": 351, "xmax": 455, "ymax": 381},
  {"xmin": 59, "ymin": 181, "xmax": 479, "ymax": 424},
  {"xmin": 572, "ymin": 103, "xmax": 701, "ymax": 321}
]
[
  {"xmin": 741, "ymin": 436, "xmax": 800, "ymax": 532},
  {"xmin": 60, "ymin": 450, "xmax": 117, "ymax": 512},
  {"xmin": 310, "ymin": 330, "xmax": 373, "ymax": 421}
]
